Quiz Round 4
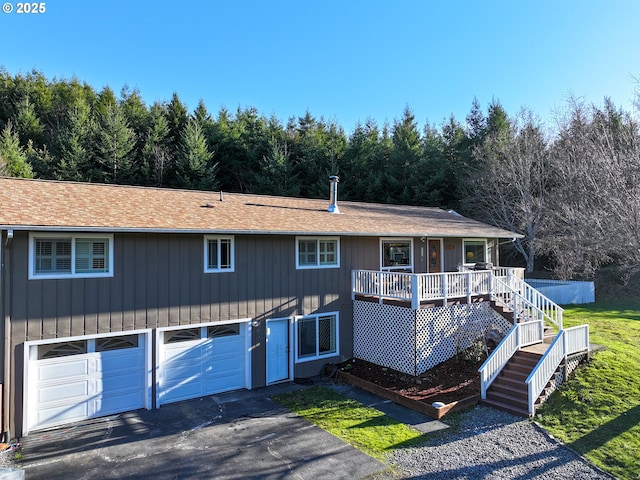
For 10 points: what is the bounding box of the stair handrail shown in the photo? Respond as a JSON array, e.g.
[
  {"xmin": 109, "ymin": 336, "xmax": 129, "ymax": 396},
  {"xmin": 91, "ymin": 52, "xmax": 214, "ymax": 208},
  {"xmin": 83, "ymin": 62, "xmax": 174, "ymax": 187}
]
[
  {"xmin": 478, "ymin": 321, "xmax": 544, "ymax": 399},
  {"xmin": 491, "ymin": 274, "xmax": 563, "ymax": 330},
  {"xmin": 525, "ymin": 324, "xmax": 590, "ymax": 415},
  {"xmin": 525, "ymin": 332, "xmax": 565, "ymax": 415}
]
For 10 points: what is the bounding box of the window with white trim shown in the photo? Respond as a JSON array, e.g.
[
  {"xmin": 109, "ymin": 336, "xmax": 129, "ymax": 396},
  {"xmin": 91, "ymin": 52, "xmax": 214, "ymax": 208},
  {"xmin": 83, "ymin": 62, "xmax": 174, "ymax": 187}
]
[
  {"xmin": 463, "ymin": 239, "xmax": 487, "ymax": 265},
  {"xmin": 29, "ymin": 233, "xmax": 114, "ymax": 279},
  {"xmin": 204, "ymin": 235, "xmax": 234, "ymax": 273},
  {"xmin": 296, "ymin": 237, "xmax": 339, "ymax": 269},
  {"xmin": 296, "ymin": 313, "xmax": 339, "ymax": 362},
  {"xmin": 381, "ymin": 238, "xmax": 413, "ymax": 271}
]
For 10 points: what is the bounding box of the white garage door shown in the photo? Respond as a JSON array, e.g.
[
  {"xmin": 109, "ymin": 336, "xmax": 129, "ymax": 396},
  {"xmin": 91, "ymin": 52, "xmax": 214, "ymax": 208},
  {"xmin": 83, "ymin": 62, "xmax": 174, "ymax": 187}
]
[
  {"xmin": 157, "ymin": 322, "xmax": 248, "ymax": 406},
  {"xmin": 25, "ymin": 332, "xmax": 149, "ymax": 434}
]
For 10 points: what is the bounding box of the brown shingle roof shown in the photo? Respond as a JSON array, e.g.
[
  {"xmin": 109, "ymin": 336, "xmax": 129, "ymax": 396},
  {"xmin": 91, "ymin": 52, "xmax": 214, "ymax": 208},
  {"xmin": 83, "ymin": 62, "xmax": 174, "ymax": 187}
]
[{"xmin": 0, "ymin": 177, "xmax": 521, "ymax": 238}]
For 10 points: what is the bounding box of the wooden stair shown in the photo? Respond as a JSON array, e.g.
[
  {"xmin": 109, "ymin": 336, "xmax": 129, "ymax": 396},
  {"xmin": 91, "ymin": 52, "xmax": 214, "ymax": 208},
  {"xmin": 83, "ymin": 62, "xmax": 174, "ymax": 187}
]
[
  {"xmin": 481, "ymin": 350, "xmax": 542, "ymax": 416},
  {"xmin": 490, "ymin": 300, "xmax": 514, "ymax": 323}
]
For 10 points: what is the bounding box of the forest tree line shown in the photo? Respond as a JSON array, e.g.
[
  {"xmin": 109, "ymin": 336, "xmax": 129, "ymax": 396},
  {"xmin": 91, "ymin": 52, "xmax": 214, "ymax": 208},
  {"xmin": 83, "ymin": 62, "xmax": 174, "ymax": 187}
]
[{"xmin": 1, "ymin": 69, "xmax": 639, "ymax": 285}]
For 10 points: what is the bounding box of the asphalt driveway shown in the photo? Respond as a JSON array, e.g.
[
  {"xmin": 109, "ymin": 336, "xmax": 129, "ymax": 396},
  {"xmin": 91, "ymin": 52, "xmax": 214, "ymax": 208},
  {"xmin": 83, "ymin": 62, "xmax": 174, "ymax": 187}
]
[{"xmin": 18, "ymin": 383, "xmax": 388, "ymax": 480}]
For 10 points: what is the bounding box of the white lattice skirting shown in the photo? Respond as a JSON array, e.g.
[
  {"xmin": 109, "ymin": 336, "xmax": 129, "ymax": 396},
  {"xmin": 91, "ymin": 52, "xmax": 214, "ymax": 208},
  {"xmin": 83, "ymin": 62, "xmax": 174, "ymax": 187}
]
[{"xmin": 353, "ymin": 300, "xmax": 511, "ymax": 376}]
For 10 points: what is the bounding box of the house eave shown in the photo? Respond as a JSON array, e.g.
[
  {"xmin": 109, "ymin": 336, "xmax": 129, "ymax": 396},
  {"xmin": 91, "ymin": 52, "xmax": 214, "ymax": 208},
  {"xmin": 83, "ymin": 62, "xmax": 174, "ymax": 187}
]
[{"xmin": 1, "ymin": 224, "xmax": 524, "ymax": 239}]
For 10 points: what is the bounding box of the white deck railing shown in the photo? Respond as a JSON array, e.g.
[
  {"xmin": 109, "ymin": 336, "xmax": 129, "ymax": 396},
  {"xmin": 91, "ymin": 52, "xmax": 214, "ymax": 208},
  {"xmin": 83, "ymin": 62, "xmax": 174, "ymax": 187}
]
[
  {"xmin": 352, "ymin": 268, "xmax": 562, "ymax": 329},
  {"xmin": 352, "ymin": 269, "xmax": 502, "ymax": 309},
  {"xmin": 525, "ymin": 324, "xmax": 590, "ymax": 414},
  {"xmin": 478, "ymin": 321, "xmax": 544, "ymax": 398}
]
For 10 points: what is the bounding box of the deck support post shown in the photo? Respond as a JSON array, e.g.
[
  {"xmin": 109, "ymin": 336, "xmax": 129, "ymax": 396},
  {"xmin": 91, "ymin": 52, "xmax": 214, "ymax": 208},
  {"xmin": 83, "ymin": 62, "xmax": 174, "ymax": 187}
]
[
  {"xmin": 411, "ymin": 275, "xmax": 419, "ymax": 310},
  {"xmin": 442, "ymin": 274, "xmax": 448, "ymax": 306}
]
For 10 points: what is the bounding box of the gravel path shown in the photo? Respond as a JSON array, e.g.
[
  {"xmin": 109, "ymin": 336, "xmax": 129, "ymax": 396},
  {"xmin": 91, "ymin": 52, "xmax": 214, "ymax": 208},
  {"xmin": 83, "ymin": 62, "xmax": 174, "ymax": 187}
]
[{"xmin": 384, "ymin": 406, "xmax": 614, "ymax": 480}]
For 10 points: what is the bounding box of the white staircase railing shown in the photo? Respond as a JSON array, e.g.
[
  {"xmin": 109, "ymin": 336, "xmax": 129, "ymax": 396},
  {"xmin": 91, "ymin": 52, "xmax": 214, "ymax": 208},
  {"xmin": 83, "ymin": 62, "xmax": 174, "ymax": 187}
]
[
  {"xmin": 491, "ymin": 274, "xmax": 563, "ymax": 330},
  {"xmin": 525, "ymin": 324, "xmax": 590, "ymax": 415},
  {"xmin": 478, "ymin": 321, "xmax": 544, "ymax": 398}
]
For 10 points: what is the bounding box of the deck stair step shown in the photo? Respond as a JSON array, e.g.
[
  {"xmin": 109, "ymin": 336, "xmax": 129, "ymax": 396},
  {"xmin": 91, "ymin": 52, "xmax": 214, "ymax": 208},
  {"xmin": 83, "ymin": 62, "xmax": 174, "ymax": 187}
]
[
  {"xmin": 483, "ymin": 350, "xmax": 543, "ymax": 417},
  {"xmin": 490, "ymin": 301, "xmax": 515, "ymax": 323},
  {"xmin": 480, "ymin": 398, "xmax": 529, "ymax": 417}
]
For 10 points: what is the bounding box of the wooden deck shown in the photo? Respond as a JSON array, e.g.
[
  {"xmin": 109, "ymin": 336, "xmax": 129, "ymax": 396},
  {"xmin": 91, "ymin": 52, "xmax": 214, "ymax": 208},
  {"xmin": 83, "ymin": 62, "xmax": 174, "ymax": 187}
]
[{"xmin": 353, "ymin": 293, "xmax": 491, "ymax": 309}]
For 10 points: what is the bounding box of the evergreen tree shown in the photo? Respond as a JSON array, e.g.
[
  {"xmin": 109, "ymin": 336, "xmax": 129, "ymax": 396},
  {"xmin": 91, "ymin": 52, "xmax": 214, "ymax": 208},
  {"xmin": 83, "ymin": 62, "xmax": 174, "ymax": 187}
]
[
  {"xmin": 343, "ymin": 119, "xmax": 381, "ymax": 201},
  {"xmin": 166, "ymin": 92, "xmax": 188, "ymax": 154},
  {"xmin": 93, "ymin": 104, "xmax": 137, "ymax": 183},
  {"xmin": 412, "ymin": 123, "xmax": 447, "ymax": 206},
  {"xmin": 388, "ymin": 107, "xmax": 421, "ymax": 203},
  {"xmin": 253, "ymin": 139, "xmax": 300, "ymax": 196},
  {"xmin": 175, "ymin": 118, "xmax": 217, "ymax": 190},
  {"xmin": 142, "ymin": 102, "xmax": 172, "ymax": 187},
  {"xmin": 0, "ymin": 121, "xmax": 34, "ymax": 178},
  {"xmin": 57, "ymin": 100, "xmax": 94, "ymax": 181},
  {"xmin": 15, "ymin": 96, "xmax": 45, "ymax": 147}
]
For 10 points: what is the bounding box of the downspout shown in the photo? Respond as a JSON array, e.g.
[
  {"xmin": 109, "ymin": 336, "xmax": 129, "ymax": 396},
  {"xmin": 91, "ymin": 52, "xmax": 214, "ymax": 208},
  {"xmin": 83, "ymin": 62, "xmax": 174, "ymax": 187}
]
[{"xmin": 2, "ymin": 230, "xmax": 13, "ymax": 441}]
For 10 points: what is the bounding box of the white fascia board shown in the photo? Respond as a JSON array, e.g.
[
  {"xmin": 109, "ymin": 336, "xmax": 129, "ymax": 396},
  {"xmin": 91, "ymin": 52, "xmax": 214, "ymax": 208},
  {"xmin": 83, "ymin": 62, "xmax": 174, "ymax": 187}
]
[{"xmin": 1, "ymin": 225, "xmax": 524, "ymax": 239}]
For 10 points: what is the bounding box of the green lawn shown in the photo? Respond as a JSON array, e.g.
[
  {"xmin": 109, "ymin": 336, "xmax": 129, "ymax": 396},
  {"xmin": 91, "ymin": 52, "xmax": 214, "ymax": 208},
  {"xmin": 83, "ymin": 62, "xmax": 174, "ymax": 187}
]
[
  {"xmin": 536, "ymin": 301, "xmax": 640, "ymax": 480},
  {"xmin": 273, "ymin": 386, "xmax": 425, "ymax": 461}
]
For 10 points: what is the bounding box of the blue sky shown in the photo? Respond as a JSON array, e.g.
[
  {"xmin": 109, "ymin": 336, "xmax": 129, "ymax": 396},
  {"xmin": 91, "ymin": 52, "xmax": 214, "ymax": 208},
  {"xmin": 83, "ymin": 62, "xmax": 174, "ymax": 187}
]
[{"xmin": 1, "ymin": 0, "xmax": 639, "ymax": 132}]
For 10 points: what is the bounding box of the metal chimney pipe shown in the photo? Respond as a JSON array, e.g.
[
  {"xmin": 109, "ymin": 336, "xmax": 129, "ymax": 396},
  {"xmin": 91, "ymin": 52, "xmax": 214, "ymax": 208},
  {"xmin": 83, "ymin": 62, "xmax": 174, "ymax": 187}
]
[{"xmin": 328, "ymin": 175, "xmax": 340, "ymax": 214}]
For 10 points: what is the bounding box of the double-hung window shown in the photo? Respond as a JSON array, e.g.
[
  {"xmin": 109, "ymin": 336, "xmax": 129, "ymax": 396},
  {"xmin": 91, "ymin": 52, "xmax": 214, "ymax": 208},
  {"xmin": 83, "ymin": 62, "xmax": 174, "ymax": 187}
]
[
  {"xmin": 296, "ymin": 312, "xmax": 339, "ymax": 362},
  {"xmin": 296, "ymin": 237, "xmax": 339, "ymax": 269},
  {"xmin": 204, "ymin": 235, "xmax": 234, "ymax": 273},
  {"xmin": 29, "ymin": 233, "xmax": 113, "ymax": 279}
]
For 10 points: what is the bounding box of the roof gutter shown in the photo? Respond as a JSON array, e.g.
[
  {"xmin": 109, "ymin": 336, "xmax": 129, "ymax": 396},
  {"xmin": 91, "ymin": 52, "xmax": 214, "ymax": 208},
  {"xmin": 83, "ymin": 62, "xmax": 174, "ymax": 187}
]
[{"xmin": 0, "ymin": 225, "xmax": 524, "ymax": 239}]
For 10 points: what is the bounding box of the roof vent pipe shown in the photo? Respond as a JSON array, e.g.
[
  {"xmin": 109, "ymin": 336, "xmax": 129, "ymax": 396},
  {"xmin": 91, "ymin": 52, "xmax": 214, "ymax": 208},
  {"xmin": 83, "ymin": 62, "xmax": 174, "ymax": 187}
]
[{"xmin": 328, "ymin": 175, "xmax": 340, "ymax": 214}]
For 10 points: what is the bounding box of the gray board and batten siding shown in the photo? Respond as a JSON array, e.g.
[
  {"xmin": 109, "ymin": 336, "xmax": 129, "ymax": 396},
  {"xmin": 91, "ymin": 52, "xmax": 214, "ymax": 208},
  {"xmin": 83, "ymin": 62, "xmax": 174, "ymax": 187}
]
[{"xmin": 4, "ymin": 231, "xmax": 381, "ymax": 432}]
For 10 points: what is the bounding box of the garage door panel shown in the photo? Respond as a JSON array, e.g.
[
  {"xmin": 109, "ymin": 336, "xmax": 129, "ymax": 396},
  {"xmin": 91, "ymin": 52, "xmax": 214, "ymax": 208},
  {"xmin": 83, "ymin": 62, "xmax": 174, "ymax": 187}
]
[
  {"xmin": 37, "ymin": 380, "xmax": 90, "ymax": 404},
  {"xmin": 160, "ymin": 380, "xmax": 203, "ymax": 403},
  {"xmin": 35, "ymin": 401, "xmax": 90, "ymax": 428},
  {"xmin": 98, "ymin": 370, "xmax": 145, "ymax": 392},
  {"xmin": 98, "ymin": 350, "xmax": 144, "ymax": 371},
  {"xmin": 211, "ymin": 337, "xmax": 243, "ymax": 354},
  {"xmin": 203, "ymin": 375, "xmax": 244, "ymax": 393},
  {"xmin": 162, "ymin": 365, "xmax": 202, "ymax": 383},
  {"xmin": 162, "ymin": 343, "xmax": 205, "ymax": 362},
  {"xmin": 96, "ymin": 390, "xmax": 146, "ymax": 415},
  {"xmin": 37, "ymin": 359, "xmax": 89, "ymax": 382}
]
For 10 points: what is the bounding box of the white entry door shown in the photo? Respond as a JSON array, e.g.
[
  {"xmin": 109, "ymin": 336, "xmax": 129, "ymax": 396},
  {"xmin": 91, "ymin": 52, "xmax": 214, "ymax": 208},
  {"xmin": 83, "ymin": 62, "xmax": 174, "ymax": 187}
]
[{"xmin": 266, "ymin": 318, "xmax": 291, "ymax": 384}]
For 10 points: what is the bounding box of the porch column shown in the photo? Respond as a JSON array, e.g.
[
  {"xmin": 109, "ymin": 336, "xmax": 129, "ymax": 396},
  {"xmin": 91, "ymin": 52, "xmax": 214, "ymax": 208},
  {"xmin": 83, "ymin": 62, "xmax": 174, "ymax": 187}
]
[{"xmin": 411, "ymin": 274, "xmax": 419, "ymax": 310}]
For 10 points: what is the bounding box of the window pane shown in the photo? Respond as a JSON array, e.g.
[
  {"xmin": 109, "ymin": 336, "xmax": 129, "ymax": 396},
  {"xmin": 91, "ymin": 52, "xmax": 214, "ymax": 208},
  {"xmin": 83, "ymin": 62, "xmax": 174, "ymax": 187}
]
[
  {"xmin": 208, "ymin": 239, "xmax": 219, "ymax": 269},
  {"xmin": 164, "ymin": 328, "xmax": 201, "ymax": 344},
  {"xmin": 37, "ymin": 340, "xmax": 87, "ymax": 359},
  {"xmin": 297, "ymin": 318, "xmax": 317, "ymax": 358},
  {"xmin": 318, "ymin": 315, "xmax": 337, "ymax": 355},
  {"xmin": 35, "ymin": 238, "xmax": 71, "ymax": 274},
  {"xmin": 207, "ymin": 323, "xmax": 240, "ymax": 338},
  {"xmin": 319, "ymin": 240, "xmax": 337, "ymax": 265},
  {"xmin": 382, "ymin": 241, "xmax": 411, "ymax": 268},
  {"xmin": 96, "ymin": 335, "xmax": 139, "ymax": 352},
  {"xmin": 464, "ymin": 241, "xmax": 486, "ymax": 264},
  {"xmin": 298, "ymin": 240, "xmax": 317, "ymax": 266},
  {"xmin": 76, "ymin": 239, "xmax": 109, "ymax": 273},
  {"xmin": 220, "ymin": 239, "xmax": 231, "ymax": 269}
]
